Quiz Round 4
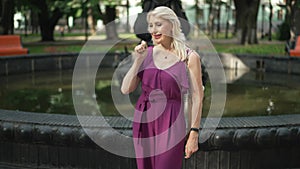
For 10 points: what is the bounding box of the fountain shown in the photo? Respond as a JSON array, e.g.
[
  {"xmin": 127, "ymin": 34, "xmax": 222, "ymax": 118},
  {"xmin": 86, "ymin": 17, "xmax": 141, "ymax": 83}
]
[{"xmin": 0, "ymin": 49, "xmax": 300, "ymax": 168}]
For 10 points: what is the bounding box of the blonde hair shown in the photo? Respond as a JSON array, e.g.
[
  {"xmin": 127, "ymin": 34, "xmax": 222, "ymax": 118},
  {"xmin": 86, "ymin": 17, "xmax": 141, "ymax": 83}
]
[{"xmin": 147, "ymin": 6, "xmax": 188, "ymax": 61}]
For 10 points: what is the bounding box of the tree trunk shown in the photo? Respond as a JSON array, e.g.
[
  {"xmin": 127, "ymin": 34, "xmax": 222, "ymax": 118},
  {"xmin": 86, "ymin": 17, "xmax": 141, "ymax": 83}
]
[
  {"xmin": 104, "ymin": 5, "xmax": 118, "ymax": 40},
  {"xmin": 234, "ymin": 0, "xmax": 260, "ymax": 45},
  {"xmin": 40, "ymin": 8, "xmax": 62, "ymax": 41},
  {"xmin": 207, "ymin": 0, "xmax": 215, "ymax": 38},
  {"xmin": 30, "ymin": 10, "xmax": 39, "ymax": 34},
  {"xmin": 97, "ymin": 4, "xmax": 118, "ymax": 40},
  {"xmin": 293, "ymin": 7, "xmax": 300, "ymax": 38},
  {"xmin": 251, "ymin": 0, "xmax": 259, "ymax": 43},
  {"xmin": 194, "ymin": 0, "xmax": 201, "ymax": 36},
  {"xmin": 290, "ymin": 0, "xmax": 300, "ymax": 41},
  {"xmin": 31, "ymin": 0, "xmax": 62, "ymax": 41},
  {"xmin": 87, "ymin": 7, "xmax": 96, "ymax": 35},
  {"xmin": 225, "ymin": 0, "xmax": 232, "ymax": 39},
  {"xmin": 268, "ymin": 0, "xmax": 273, "ymax": 41},
  {"xmin": 0, "ymin": 0, "xmax": 14, "ymax": 35},
  {"xmin": 217, "ymin": 0, "xmax": 221, "ymax": 34},
  {"xmin": 39, "ymin": 21, "xmax": 54, "ymax": 41}
]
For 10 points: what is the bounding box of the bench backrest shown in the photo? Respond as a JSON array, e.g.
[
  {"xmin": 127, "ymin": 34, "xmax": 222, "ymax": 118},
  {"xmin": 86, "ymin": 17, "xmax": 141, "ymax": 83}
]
[{"xmin": 0, "ymin": 35, "xmax": 23, "ymax": 48}]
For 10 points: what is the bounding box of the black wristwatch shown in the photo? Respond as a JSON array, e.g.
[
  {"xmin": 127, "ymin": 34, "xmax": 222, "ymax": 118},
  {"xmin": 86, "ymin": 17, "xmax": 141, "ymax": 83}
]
[{"xmin": 190, "ymin": 127, "xmax": 199, "ymax": 133}]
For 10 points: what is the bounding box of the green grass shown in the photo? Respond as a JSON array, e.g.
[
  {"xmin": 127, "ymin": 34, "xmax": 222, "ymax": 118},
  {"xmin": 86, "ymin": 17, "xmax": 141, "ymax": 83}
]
[
  {"xmin": 213, "ymin": 43, "xmax": 286, "ymax": 56},
  {"xmin": 207, "ymin": 32, "xmax": 235, "ymax": 39},
  {"xmin": 24, "ymin": 45, "xmax": 83, "ymax": 54}
]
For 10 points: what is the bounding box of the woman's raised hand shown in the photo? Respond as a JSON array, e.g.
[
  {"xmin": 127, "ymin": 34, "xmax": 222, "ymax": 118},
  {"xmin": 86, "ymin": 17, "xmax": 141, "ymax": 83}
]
[
  {"xmin": 120, "ymin": 41, "xmax": 148, "ymax": 94},
  {"xmin": 133, "ymin": 40, "xmax": 148, "ymax": 62}
]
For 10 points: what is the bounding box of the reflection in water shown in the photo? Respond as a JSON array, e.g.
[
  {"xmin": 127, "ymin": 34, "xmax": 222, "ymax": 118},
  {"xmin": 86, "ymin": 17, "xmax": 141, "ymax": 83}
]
[
  {"xmin": 225, "ymin": 68, "xmax": 249, "ymax": 83},
  {"xmin": 255, "ymin": 71, "xmax": 265, "ymax": 81},
  {"xmin": 0, "ymin": 68, "xmax": 299, "ymax": 117},
  {"xmin": 266, "ymin": 99, "xmax": 274, "ymax": 115}
]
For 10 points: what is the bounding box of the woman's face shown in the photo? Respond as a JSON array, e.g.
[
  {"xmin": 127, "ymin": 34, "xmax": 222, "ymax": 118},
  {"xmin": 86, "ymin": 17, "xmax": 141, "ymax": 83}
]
[{"xmin": 148, "ymin": 16, "xmax": 173, "ymax": 45}]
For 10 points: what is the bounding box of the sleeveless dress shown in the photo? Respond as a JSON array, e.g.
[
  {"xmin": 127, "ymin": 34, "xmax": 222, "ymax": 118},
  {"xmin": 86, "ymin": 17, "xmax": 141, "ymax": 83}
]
[{"xmin": 133, "ymin": 46, "xmax": 189, "ymax": 169}]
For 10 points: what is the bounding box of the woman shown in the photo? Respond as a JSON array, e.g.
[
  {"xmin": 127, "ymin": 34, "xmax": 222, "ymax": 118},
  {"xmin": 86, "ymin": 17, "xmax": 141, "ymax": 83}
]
[{"xmin": 121, "ymin": 6, "xmax": 203, "ymax": 169}]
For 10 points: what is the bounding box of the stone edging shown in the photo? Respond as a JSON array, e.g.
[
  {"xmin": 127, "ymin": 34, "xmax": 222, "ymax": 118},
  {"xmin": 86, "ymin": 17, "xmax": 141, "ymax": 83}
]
[{"xmin": 1, "ymin": 109, "xmax": 300, "ymax": 151}]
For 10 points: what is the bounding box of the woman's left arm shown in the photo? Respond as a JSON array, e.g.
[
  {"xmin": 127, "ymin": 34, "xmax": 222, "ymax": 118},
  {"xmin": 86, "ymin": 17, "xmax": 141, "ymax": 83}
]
[{"xmin": 185, "ymin": 51, "xmax": 204, "ymax": 159}]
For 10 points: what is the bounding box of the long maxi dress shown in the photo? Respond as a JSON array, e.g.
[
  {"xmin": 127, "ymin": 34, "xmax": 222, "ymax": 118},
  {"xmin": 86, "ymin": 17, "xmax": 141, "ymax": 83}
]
[{"xmin": 133, "ymin": 46, "xmax": 189, "ymax": 169}]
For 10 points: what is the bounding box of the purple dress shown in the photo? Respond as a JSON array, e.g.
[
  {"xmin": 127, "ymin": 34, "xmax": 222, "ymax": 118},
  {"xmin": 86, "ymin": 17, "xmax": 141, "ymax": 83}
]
[{"xmin": 133, "ymin": 46, "xmax": 189, "ymax": 169}]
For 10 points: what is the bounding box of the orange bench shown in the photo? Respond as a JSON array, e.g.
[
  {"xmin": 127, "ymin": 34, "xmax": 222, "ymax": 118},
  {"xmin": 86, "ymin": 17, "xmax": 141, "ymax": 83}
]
[
  {"xmin": 289, "ymin": 36, "xmax": 300, "ymax": 57},
  {"xmin": 0, "ymin": 35, "xmax": 28, "ymax": 56}
]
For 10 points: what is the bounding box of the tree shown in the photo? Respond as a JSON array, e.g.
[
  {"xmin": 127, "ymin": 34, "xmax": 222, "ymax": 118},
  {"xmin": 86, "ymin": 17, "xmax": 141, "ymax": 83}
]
[
  {"xmin": 284, "ymin": 0, "xmax": 300, "ymax": 41},
  {"xmin": 0, "ymin": 0, "xmax": 15, "ymax": 35},
  {"xmin": 225, "ymin": 0, "xmax": 233, "ymax": 39},
  {"xmin": 97, "ymin": 0, "xmax": 120, "ymax": 40},
  {"xmin": 292, "ymin": 2, "xmax": 300, "ymax": 38},
  {"xmin": 69, "ymin": 0, "xmax": 124, "ymax": 40},
  {"xmin": 194, "ymin": 0, "xmax": 202, "ymax": 36},
  {"xmin": 29, "ymin": 0, "xmax": 65, "ymax": 41},
  {"xmin": 268, "ymin": 0, "xmax": 273, "ymax": 41},
  {"xmin": 233, "ymin": 0, "xmax": 260, "ymax": 45},
  {"xmin": 206, "ymin": 0, "xmax": 216, "ymax": 38},
  {"xmin": 277, "ymin": 0, "xmax": 300, "ymax": 41}
]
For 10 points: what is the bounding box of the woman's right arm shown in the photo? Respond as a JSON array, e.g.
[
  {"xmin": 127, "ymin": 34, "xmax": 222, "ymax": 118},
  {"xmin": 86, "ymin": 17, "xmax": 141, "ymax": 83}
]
[{"xmin": 121, "ymin": 41, "xmax": 148, "ymax": 94}]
